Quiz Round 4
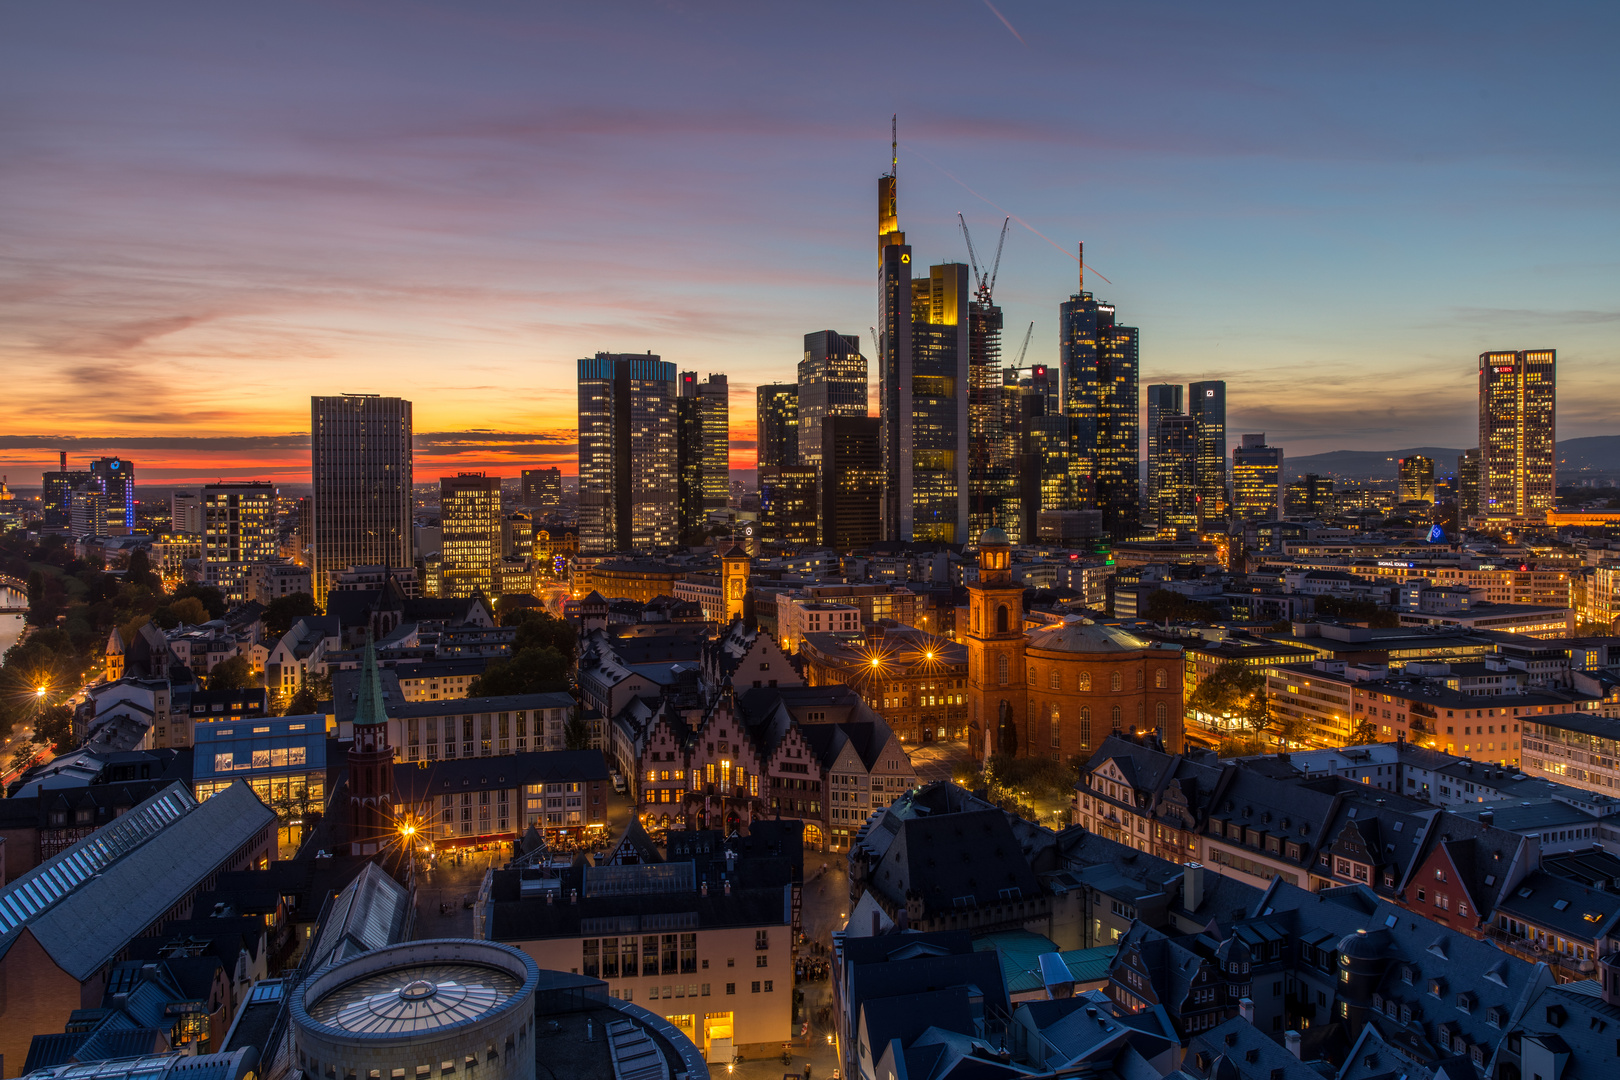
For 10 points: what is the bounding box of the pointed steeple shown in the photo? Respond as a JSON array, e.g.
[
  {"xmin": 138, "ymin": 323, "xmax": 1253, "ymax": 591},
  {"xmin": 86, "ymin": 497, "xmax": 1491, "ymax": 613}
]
[{"xmin": 353, "ymin": 633, "xmax": 389, "ymax": 728}]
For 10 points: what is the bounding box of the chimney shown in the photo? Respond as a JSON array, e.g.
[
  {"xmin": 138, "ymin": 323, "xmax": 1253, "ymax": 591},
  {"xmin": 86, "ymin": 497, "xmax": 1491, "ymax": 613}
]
[
  {"xmin": 1238, "ymin": 997, "xmax": 1254, "ymax": 1024},
  {"xmin": 59, "ymin": 450, "xmax": 67, "ymax": 471},
  {"xmin": 570, "ymin": 890, "xmax": 578, "ymax": 904},
  {"xmin": 1480, "ymin": 810, "xmax": 1494, "ymax": 827},
  {"xmin": 1285, "ymin": 1031, "xmax": 1302, "ymax": 1059},
  {"xmin": 1184, "ymin": 861, "xmax": 1205, "ymax": 913},
  {"xmin": 724, "ymin": 880, "xmax": 731, "ymax": 896},
  {"xmin": 701, "ymin": 881, "xmax": 708, "ymax": 897}
]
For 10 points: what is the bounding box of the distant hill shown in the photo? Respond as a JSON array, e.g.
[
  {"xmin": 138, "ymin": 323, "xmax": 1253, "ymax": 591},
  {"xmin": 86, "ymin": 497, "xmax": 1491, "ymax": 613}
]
[{"xmin": 1285, "ymin": 435, "xmax": 1620, "ymax": 482}]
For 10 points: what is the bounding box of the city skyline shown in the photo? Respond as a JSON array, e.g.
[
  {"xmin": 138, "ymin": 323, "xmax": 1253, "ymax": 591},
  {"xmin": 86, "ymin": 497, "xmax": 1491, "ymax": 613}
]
[{"xmin": 3, "ymin": 2, "xmax": 1618, "ymax": 487}]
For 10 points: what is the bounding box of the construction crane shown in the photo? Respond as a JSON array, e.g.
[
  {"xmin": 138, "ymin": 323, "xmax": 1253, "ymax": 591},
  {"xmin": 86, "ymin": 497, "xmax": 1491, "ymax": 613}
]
[
  {"xmin": 1012, "ymin": 320, "xmax": 1034, "ymax": 369},
  {"xmin": 869, "ymin": 326, "xmax": 880, "ymax": 359},
  {"xmin": 958, "ymin": 212, "xmax": 1010, "ymax": 305}
]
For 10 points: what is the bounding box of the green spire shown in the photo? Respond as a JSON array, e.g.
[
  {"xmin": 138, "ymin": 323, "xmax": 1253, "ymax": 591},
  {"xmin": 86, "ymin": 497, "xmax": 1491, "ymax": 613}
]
[{"xmin": 354, "ymin": 634, "xmax": 389, "ymax": 728}]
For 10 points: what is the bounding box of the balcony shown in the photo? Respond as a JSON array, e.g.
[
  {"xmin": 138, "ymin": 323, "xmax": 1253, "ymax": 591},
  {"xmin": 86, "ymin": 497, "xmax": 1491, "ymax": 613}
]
[{"xmin": 1484, "ymin": 926, "xmax": 1596, "ymax": 981}]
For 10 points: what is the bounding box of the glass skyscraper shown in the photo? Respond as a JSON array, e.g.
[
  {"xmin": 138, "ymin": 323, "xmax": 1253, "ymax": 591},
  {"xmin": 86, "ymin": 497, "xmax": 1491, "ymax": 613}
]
[
  {"xmin": 1479, "ymin": 350, "xmax": 1555, "ymax": 521},
  {"xmin": 754, "ymin": 383, "xmax": 799, "ymax": 481},
  {"xmin": 1143, "ymin": 384, "xmax": 1183, "ymax": 523},
  {"xmin": 578, "ymin": 354, "xmax": 678, "ymax": 554},
  {"xmin": 798, "ymin": 332, "xmax": 865, "ymax": 467},
  {"xmin": 310, "ymin": 394, "xmax": 414, "ymax": 609},
  {"xmin": 1060, "ymin": 281, "xmax": 1139, "ymax": 539},
  {"xmin": 1232, "ymin": 434, "xmax": 1284, "ymax": 522},
  {"xmin": 1188, "ymin": 380, "xmax": 1227, "ymax": 517}
]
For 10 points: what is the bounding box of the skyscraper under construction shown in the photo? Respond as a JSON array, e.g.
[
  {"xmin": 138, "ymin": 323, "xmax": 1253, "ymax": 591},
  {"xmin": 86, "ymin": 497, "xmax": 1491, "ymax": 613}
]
[{"xmin": 876, "ymin": 124, "xmax": 969, "ymax": 543}]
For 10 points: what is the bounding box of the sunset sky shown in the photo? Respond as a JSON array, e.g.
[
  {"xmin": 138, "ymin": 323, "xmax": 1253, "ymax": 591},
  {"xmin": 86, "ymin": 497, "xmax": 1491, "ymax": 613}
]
[{"xmin": 3, "ymin": 2, "xmax": 1617, "ymax": 487}]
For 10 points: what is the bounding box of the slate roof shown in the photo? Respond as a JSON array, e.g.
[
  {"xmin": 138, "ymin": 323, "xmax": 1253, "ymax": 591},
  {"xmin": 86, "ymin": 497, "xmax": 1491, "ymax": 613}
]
[
  {"xmin": 1510, "ymin": 978, "xmax": 1620, "ymax": 1080},
  {"xmin": 1495, "ymin": 870, "xmax": 1620, "ymax": 940},
  {"xmin": 0, "ymin": 781, "xmax": 274, "ymax": 982},
  {"xmin": 393, "ymin": 749, "xmax": 610, "ymax": 803},
  {"xmin": 866, "ymin": 807, "xmax": 1043, "ymax": 918},
  {"xmin": 1185, "ymin": 1018, "xmax": 1324, "ymax": 1080}
]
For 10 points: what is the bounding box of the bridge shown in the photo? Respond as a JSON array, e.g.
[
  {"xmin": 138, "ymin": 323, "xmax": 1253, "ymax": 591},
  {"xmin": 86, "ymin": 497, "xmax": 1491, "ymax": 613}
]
[{"xmin": 0, "ymin": 573, "xmax": 29, "ymax": 612}]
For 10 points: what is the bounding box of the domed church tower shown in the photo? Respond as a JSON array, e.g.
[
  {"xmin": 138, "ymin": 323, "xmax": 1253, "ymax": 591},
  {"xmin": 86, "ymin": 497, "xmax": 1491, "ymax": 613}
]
[{"xmin": 965, "ymin": 528, "xmax": 1028, "ymax": 761}]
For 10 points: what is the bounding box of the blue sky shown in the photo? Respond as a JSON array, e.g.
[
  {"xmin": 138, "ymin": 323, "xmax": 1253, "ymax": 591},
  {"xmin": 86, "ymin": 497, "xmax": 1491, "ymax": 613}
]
[{"xmin": 1, "ymin": 1, "xmax": 1616, "ymax": 483}]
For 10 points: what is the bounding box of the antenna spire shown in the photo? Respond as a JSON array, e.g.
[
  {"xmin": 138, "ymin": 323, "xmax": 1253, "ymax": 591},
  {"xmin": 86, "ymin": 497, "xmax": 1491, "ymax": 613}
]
[
  {"xmin": 891, "ymin": 114, "xmax": 897, "ymax": 176},
  {"xmin": 1078, "ymin": 241, "xmax": 1085, "ymax": 294}
]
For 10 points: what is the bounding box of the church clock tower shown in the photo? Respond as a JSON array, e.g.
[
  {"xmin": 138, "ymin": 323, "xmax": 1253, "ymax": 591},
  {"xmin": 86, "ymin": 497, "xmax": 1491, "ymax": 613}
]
[
  {"xmin": 965, "ymin": 527, "xmax": 1028, "ymax": 761},
  {"xmin": 721, "ymin": 544, "xmax": 751, "ymax": 625}
]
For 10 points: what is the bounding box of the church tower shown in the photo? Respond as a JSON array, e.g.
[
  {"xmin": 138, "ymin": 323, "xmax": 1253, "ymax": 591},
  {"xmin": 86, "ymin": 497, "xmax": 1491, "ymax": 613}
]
[
  {"xmin": 721, "ymin": 544, "xmax": 750, "ymax": 624},
  {"xmin": 965, "ymin": 527, "xmax": 1028, "ymax": 761},
  {"xmin": 347, "ymin": 636, "xmax": 396, "ymax": 855}
]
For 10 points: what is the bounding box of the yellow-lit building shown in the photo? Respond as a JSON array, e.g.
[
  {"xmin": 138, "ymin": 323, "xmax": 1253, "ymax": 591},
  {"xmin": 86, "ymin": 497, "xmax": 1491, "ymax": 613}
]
[
  {"xmin": 1478, "ymin": 350, "xmax": 1555, "ymax": 523},
  {"xmin": 202, "ymin": 482, "xmax": 278, "ymax": 603},
  {"xmin": 440, "ymin": 472, "xmax": 502, "ymax": 598}
]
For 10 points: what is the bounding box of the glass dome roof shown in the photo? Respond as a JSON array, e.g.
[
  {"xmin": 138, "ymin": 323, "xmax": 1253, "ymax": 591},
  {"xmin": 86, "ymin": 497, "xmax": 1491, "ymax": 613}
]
[{"xmin": 308, "ymin": 962, "xmax": 522, "ymax": 1035}]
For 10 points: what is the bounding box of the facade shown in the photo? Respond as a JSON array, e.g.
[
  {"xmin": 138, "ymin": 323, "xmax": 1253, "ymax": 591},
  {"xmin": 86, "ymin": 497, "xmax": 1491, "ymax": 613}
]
[
  {"xmin": 678, "ymin": 372, "xmax": 729, "ymax": 537},
  {"xmin": 1059, "ymin": 261, "xmax": 1140, "ymax": 539},
  {"xmin": 440, "ymin": 472, "xmax": 503, "ymax": 598},
  {"xmin": 194, "ymin": 713, "xmax": 327, "ymax": 855},
  {"xmin": 90, "ymin": 456, "xmax": 137, "ymax": 535},
  {"xmin": 1520, "ymin": 712, "xmax": 1620, "ymax": 798},
  {"xmin": 966, "ymin": 289, "xmax": 1005, "ymax": 541},
  {"xmin": 483, "ymin": 847, "xmax": 795, "ymax": 1059},
  {"xmin": 753, "ymin": 382, "xmax": 798, "ymax": 481},
  {"xmin": 202, "ymin": 481, "xmax": 278, "ymax": 603},
  {"xmin": 170, "ymin": 490, "xmax": 202, "ymax": 534},
  {"xmin": 1188, "ymin": 380, "xmax": 1227, "ymax": 518},
  {"xmin": 578, "ymin": 353, "xmax": 679, "ymax": 554},
  {"xmin": 965, "ymin": 529, "xmax": 1184, "ymax": 760},
  {"xmin": 1143, "ymin": 383, "xmax": 1183, "ymax": 524},
  {"xmin": 1231, "ymin": 434, "xmax": 1283, "ymax": 521},
  {"xmin": 385, "ymin": 692, "xmax": 578, "ymax": 763},
  {"xmin": 249, "ymin": 562, "xmax": 313, "ymax": 604},
  {"xmin": 1153, "ymin": 414, "xmax": 1200, "ymax": 533},
  {"xmin": 42, "ymin": 463, "xmax": 93, "ymax": 529},
  {"xmin": 760, "ymin": 467, "xmax": 817, "ymax": 547},
  {"xmin": 1479, "ymin": 349, "xmax": 1556, "ymax": 522},
  {"xmin": 798, "ymin": 626, "xmax": 968, "ymax": 744},
  {"xmin": 1459, "ymin": 447, "xmax": 1481, "ymax": 520},
  {"xmin": 520, "ymin": 466, "xmax": 562, "ymax": 508},
  {"xmin": 799, "ymin": 331, "xmax": 867, "ymax": 468},
  {"xmin": 875, "ymin": 154, "xmax": 968, "ymax": 543},
  {"xmin": 818, "ymin": 415, "xmax": 881, "ymax": 552},
  {"xmin": 290, "ymin": 940, "xmax": 541, "ymax": 1080},
  {"xmin": 1398, "ymin": 455, "xmax": 1436, "ymax": 504},
  {"xmin": 393, "ymin": 750, "xmax": 610, "ymax": 844},
  {"xmin": 310, "ymin": 394, "xmax": 414, "ymax": 609}
]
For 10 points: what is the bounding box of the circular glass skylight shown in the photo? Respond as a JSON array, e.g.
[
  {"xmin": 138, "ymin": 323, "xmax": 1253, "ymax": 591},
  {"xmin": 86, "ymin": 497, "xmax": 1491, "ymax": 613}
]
[{"xmin": 309, "ymin": 963, "xmax": 521, "ymax": 1034}]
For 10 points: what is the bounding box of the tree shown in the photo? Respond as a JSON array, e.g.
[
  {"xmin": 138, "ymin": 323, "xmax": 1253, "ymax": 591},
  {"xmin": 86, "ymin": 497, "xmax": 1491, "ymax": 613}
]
[
  {"xmin": 168, "ymin": 596, "xmax": 210, "ymax": 627},
  {"xmin": 284, "ymin": 670, "xmax": 333, "ymax": 716},
  {"xmin": 505, "ymin": 609, "xmax": 578, "ymax": 665},
  {"xmin": 32, "ymin": 703, "xmax": 75, "ymax": 754},
  {"xmin": 564, "ymin": 705, "xmax": 591, "ymax": 750},
  {"xmin": 983, "ymin": 753, "xmax": 1080, "ymax": 823},
  {"xmin": 1217, "ymin": 735, "xmax": 1266, "ymax": 758},
  {"xmin": 1187, "ymin": 661, "xmax": 1271, "ymax": 738},
  {"xmin": 469, "ymin": 646, "xmax": 569, "ymax": 697},
  {"xmin": 171, "ymin": 582, "xmax": 226, "ymax": 620},
  {"xmin": 208, "ymin": 654, "xmax": 257, "ymax": 691},
  {"xmin": 263, "ymin": 593, "xmax": 320, "ymax": 641},
  {"xmin": 125, "ymin": 549, "xmax": 161, "ymax": 590},
  {"xmin": 1347, "ymin": 720, "xmax": 1380, "ymax": 745}
]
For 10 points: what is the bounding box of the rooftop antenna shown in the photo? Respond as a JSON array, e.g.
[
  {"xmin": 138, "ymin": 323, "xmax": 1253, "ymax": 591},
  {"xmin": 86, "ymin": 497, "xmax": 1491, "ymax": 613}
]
[
  {"xmin": 891, "ymin": 114, "xmax": 897, "ymax": 177},
  {"xmin": 1078, "ymin": 242, "xmax": 1085, "ymax": 294}
]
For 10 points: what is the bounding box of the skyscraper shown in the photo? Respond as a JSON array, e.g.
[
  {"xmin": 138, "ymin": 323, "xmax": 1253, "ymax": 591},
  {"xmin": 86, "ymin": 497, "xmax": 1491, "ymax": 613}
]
[
  {"xmin": 90, "ymin": 457, "xmax": 136, "ymax": 535},
  {"xmin": 203, "ymin": 481, "xmax": 278, "ymax": 603},
  {"xmin": 680, "ymin": 372, "xmax": 729, "ymax": 511},
  {"xmin": 761, "ymin": 467, "xmax": 818, "ymax": 547},
  {"xmin": 966, "ymin": 288, "xmax": 1005, "ymax": 540},
  {"xmin": 798, "ymin": 332, "xmax": 866, "ymax": 467},
  {"xmin": 1459, "ymin": 448, "xmax": 1481, "ymax": 521},
  {"xmin": 1479, "ymin": 350, "xmax": 1556, "ymax": 521},
  {"xmin": 310, "ymin": 394, "xmax": 414, "ymax": 609},
  {"xmin": 1398, "ymin": 455, "xmax": 1436, "ymax": 504},
  {"xmin": 1143, "ymin": 384, "xmax": 1183, "ymax": 522},
  {"xmin": 42, "ymin": 453, "xmax": 92, "ymax": 530},
  {"xmin": 819, "ymin": 415, "xmax": 882, "ymax": 552},
  {"xmin": 439, "ymin": 472, "xmax": 502, "ymax": 598},
  {"xmin": 577, "ymin": 353, "xmax": 678, "ymax": 554},
  {"xmin": 1232, "ymin": 434, "xmax": 1283, "ymax": 521},
  {"xmin": 754, "ymin": 383, "xmax": 799, "ymax": 482},
  {"xmin": 520, "ymin": 467, "xmax": 561, "ymax": 509},
  {"xmin": 1153, "ymin": 415, "xmax": 1200, "ymax": 532},
  {"xmin": 1059, "ymin": 252, "xmax": 1140, "ymax": 539},
  {"xmin": 1188, "ymin": 380, "xmax": 1227, "ymax": 518},
  {"xmin": 876, "ymin": 131, "xmax": 969, "ymax": 544}
]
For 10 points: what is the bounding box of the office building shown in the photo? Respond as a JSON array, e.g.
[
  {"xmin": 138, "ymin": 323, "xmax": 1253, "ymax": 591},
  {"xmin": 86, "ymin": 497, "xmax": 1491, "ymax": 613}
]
[
  {"xmin": 89, "ymin": 457, "xmax": 137, "ymax": 535},
  {"xmin": 1286, "ymin": 473, "xmax": 1334, "ymax": 518},
  {"xmin": 310, "ymin": 394, "xmax": 414, "ymax": 609},
  {"xmin": 681, "ymin": 371, "xmax": 729, "ymax": 511},
  {"xmin": 798, "ymin": 331, "xmax": 866, "ymax": 467},
  {"xmin": 1060, "ymin": 252, "xmax": 1140, "ymax": 539},
  {"xmin": 42, "ymin": 453, "xmax": 92, "ymax": 530},
  {"xmin": 577, "ymin": 353, "xmax": 678, "ymax": 554},
  {"xmin": 1399, "ymin": 454, "xmax": 1436, "ymax": 504},
  {"xmin": 876, "ymin": 144, "xmax": 969, "ymax": 543},
  {"xmin": 761, "ymin": 467, "xmax": 818, "ymax": 547},
  {"xmin": 819, "ymin": 415, "xmax": 882, "ymax": 552},
  {"xmin": 170, "ymin": 490, "xmax": 202, "ymax": 534},
  {"xmin": 967, "ymin": 289, "xmax": 1005, "ymax": 539},
  {"xmin": 1479, "ymin": 349, "xmax": 1556, "ymax": 521},
  {"xmin": 1153, "ymin": 414, "xmax": 1200, "ymax": 532},
  {"xmin": 502, "ymin": 512, "xmax": 533, "ymax": 561},
  {"xmin": 1459, "ymin": 447, "xmax": 1481, "ymax": 520},
  {"xmin": 754, "ymin": 382, "xmax": 799, "ymax": 481},
  {"xmin": 202, "ymin": 481, "xmax": 279, "ymax": 603},
  {"xmin": 1188, "ymin": 380, "xmax": 1227, "ymax": 516},
  {"xmin": 439, "ymin": 472, "xmax": 502, "ymax": 598},
  {"xmin": 1143, "ymin": 384, "xmax": 1183, "ymax": 522},
  {"xmin": 1231, "ymin": 434, "xmax": 1284, "ymax": 521},
  {"xmin": 68, "ymin": 483, "xmax": 107, "ymax": 539},
  {"xmin": 520, "ymin": 466, "xmax": 562, "ymax": 509}
]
